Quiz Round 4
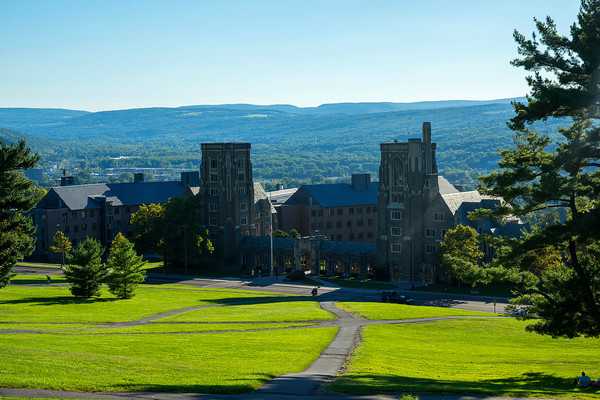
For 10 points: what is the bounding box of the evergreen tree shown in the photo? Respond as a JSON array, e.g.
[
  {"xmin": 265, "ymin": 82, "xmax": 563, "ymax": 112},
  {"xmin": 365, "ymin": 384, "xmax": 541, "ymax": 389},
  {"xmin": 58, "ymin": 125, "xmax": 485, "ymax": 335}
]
[
  {"xmin": 106, "ymin": 233, "xmax": 145, "ymax": 299},
  {"xmin": 64, "ymin": 238, "xmax": 105, "ymax": 298},
  {"xmin": 479, "ymin": 0, "xmax": 600, "ymax": 337},
  {"xmin": 0, "ymin": 140, "xmax": 40, "ymax": 289},
  {"xmin": 49, "ymin": 231, "xmax": 72, "ymax": 269}
]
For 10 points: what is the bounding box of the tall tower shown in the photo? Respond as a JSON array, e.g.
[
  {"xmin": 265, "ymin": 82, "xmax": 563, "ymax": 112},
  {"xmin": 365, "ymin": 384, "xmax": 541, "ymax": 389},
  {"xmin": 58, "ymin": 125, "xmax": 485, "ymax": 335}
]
[
  {"xmin": 377, "ymin": 122, "xmax": 439, "ymax": 284},
  {"xmin": 200, "ymin": 143, "xmax": 255, "ymax": 265}
]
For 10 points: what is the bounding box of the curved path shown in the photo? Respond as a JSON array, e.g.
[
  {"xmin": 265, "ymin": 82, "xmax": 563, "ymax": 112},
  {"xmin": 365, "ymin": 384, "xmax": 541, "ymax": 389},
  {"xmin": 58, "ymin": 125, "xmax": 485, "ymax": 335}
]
[{"xmin": 0, "ymin": 300, "xmax": 508, "ymax": 399}]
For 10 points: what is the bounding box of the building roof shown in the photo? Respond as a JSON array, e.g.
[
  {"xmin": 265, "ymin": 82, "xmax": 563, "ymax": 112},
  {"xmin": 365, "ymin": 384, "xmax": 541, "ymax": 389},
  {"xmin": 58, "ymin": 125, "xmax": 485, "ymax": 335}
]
[
  {"xmin": 44, "ymin": 181, "xmax": 188, "ymax": 210},
  {"xmin": 438, "ymin": 176, "xmax": 459, "ymax": 195},
  {"xmin": 254, "ymin": 183, "xmax": 277, "ymax": 213},
  {"xmin": 266, "ymin": 188, "xmax": 298, "ymax": 205},
  {"xmin": 285, "ymin": 181, "xmax": 379, "ymax": 208},
  {"xmin": 441, "ymin": 191, "xmax": 482, "ymax": 215}
]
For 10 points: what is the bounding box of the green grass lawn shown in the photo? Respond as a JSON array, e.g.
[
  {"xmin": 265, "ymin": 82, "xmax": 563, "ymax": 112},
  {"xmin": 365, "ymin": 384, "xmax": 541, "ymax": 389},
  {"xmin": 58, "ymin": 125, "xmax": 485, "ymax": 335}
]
[
  {"xmin": 0, "ymin": 284, "xmax": 283, "ymax": 323},
  {"xmin": 15, "ymin": 262, "xmax": 61, "ymax": 269},
  {"xmin": 0, "ymin": 327, "xmax": 337, "ymax": 393},
  {"xmin": 331, "ymin": 319, "xmax": 600, "ymax": 399},
  {"xmin": 162, "ymin": 300, "xmax": 334, "ymax": 323},
  {"xmin": 336, "ymin": 301, "xmax": 497, "ymax": 320}
]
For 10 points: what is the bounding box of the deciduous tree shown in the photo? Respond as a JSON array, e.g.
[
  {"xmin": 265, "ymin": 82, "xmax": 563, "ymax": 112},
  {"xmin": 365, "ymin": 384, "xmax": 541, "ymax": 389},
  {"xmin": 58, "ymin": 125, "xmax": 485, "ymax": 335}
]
[{"xmin": 49, "ymin": 231, "xmax": 72, "ymax": 269}]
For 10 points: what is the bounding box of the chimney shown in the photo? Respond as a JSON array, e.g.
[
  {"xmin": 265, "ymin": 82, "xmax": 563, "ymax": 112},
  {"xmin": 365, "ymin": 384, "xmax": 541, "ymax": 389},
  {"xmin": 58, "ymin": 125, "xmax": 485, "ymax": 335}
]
[
  {"xmin": 133, "ymin": 173, "xmax": 144, "ymax": 183},
  {"xmin": 351, "ymin": 173, "xmax": 371, "ymax": 191},
  {"xmin": 180, "ymin": 171, "xmax": 200, "ymax": 187},
  {"xmin": 422, "ymin": 121, "xmax": 432, "ymax": 144}
]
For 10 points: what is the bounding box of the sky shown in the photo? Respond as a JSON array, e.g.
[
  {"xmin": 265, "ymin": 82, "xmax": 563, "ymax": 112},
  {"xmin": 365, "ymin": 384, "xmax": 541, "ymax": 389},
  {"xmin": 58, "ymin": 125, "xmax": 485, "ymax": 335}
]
[{"xmin": 0, "ymin": 0, "xmax": 582, "ymax": 111}]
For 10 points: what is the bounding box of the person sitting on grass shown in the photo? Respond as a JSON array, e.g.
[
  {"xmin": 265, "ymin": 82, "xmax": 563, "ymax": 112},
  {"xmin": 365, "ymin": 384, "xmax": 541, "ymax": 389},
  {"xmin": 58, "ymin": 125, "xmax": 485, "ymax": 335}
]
[{"xmin": 577, "ymin": 371, "xmax": 592, "ymax": 387}]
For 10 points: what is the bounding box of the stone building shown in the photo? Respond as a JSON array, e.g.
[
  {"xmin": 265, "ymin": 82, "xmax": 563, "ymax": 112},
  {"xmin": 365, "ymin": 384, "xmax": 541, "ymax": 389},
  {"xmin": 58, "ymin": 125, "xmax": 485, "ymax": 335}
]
[
  {"xmin": 32, "ymin": 174, "xmax": 197, "ymax": 261},
  {"xmin": 280, "ymin": 174, "xmax": 378, "ymax": 242}
]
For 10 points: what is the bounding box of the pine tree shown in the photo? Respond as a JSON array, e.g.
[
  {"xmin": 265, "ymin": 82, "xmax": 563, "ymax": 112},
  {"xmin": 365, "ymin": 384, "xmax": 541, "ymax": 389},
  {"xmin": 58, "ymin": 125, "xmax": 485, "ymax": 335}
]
[
  {"xmin": 106, "ymin": 233, "xmax": 146, "ymax": 299},
  {"xmin": 49, "ymin": 231, "xmax": 72, "ymax": 269},
  {"xmin": 479, "ymin": 0, "xmax": 600, "ymax": 337},
  {"xmin": 0, "ymin": 140, "xmax": 40, "ymax": 289},
  {"xmin": 64, "ymin": 238, "xmax": 105, "ymax": 298}
]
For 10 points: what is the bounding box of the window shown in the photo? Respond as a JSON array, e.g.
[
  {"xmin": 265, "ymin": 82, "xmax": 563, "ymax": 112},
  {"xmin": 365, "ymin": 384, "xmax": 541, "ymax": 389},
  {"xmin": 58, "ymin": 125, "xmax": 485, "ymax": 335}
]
[
  {"xmin": 392, "ymin": 193, "xmax": 404, "ymax": 203},
  {"xmin": 441, "ymin": 229, "xmax": 447, "ymax": 238},
  {"xmin": 337, "ymin": 234, "xmax": 342, "ymax": 240},
  {"xmin": 391, "ymin": 210, "xmax": 402, "ymax": 220},
  {"xmin": 64, "ymin": 226, "xmax": 70, "ymax": 233},
  {"xmin": 240, "ymin": 202, "xmax": 248, "ymax": 211},
  {"xmin": 434, "ymin": 212, "xmax": 444, "ymax": 221},
  {"xmin": 326, "ymin": 221, "xmax": 333, "ymax": 229},
  {"xmin": 114, "ymin": 207, "xmax": 120, "ymax": 215},
  {"xmin": 336, "ymin": 221, "xmax": 342, "ymax": 228},
  {"xmin": 425, "ymin": 228, "xmax": 435, "ymax": 238},
  {"xmin": 349, "ymin": 207, "xmax": 354, "ymax": 215},
  {"xmin": 81, "ymin": 224, "xmax": 87, "ymax": 231},
  {"xmin": 357, "ymin": 219, "xmax": 364, "ymax": 227},
  {"xmin": 329, "ymin": 209, "xmax": 335, "ymax": 217},
  {"xmin": 349, "ymin": 233, "xmax": 354, "ymax": 240},
  {"xmin": 357, "ymin": 207, "xmax": 363, "ymax": 214},
  {"xmin": 391, "ymin": 243, "xmax": 402, "ymax": 253},
  {"xmin": 80, "ymin": 211, "xmax": 86, "ymax": 218},
  {"xmin": 210, "ymin": 159, "xmax": 218, "ymax": 169},
  {"xmin": 210, "ymin": 188, "xmax": 219, "ymax": 196},
  {"xmin": 367, "ymin": 232, "xmax": 373, "ymax": 239},
  {"xmin": 311, "ymin": 210, "xmax": 317, "ymax": 217},
  {"xmin": 210, "ymin": 174, "xmax": 219, "ymax": 183},
  {"xmin": 240, "ymin": 216, "xmax": 248, "ymax": 225},
  {"xmin": 238, "ymin": 172, "xmax": 245, "ymax": 181},
  {"xmin": 347, "ymin": 220, "xmax": 352, "ymax": 227},
  {"xmin": 74, "ymin": 225, "xmax": 79, "ymax": 233},
  {"xmin": 367, "ymin": 219, "xmax": 374, "ymax": 226},
  {"xmin": 318, "ymin": 209, "xmax": 323, "ymax": 217},
  {"xmin": 209, "ymin": 215, "xmax": 218, "ymax": 226},
  {"xmin": 89, "ymin": 210, "xmax": 95, "ymax": 218},
  {"xmin": 209, "ymin": 201, "xmax": 219, "ymax": 212},
  {"xmin": 92, "ymin": 223, "xmax": 97, "ymax": 230},
  {"xmin": 391, "ymin": 227, "xmax": 401, "ymax": 236},
  {"xmin": 358, "ymin": 232, "xmax": 363, "ymax": 239},
  {"xmin": 337, "ymin": 208, "xmax": 343, "ymax": 216},
  {"xmin": 125, "ymin": 207, "xmax": 131, "ymax": 213},
  {"xmin": 426, "ymin": 244, "xmax": 436, "ymax": 254}
]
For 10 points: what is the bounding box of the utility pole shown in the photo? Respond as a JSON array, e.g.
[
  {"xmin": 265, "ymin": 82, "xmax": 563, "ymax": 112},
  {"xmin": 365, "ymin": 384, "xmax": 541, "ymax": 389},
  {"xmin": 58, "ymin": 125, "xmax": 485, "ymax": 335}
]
[{"xmin": 269, "ymin": 191, "xmax": 274, "ymax": 277}]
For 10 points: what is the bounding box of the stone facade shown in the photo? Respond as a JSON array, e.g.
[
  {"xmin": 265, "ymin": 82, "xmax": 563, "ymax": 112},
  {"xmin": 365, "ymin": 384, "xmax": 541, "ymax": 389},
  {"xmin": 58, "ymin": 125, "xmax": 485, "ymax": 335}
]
[{"xmin": 377, "ymin": 122, "xmax": 440, "ymax": 283}]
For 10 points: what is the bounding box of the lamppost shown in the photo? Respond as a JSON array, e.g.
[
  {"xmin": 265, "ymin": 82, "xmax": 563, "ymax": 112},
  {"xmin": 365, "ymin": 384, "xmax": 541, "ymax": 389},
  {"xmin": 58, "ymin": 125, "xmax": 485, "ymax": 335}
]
[{"xmin": 269, "ymin": 191, "xmax": 274, "ymax": 277}]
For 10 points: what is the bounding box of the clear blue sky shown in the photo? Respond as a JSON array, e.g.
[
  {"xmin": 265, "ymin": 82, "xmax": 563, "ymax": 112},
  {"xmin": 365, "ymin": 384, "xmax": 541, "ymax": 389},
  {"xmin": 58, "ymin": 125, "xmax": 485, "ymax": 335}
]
[{"xmin": 1, "ymin": 0, "xmax": 581, "ymax": 111}]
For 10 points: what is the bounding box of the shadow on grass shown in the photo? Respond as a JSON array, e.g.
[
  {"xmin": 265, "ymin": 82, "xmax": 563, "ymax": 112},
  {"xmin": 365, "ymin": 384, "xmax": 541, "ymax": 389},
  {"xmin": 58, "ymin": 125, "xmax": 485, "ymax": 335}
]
[
  {"xmin": 331, "ymin": 372, "xmax": 599, "ymax": 397},
  {"xmin": 115, "ymin": 373, "xmax": 275, "ymax": 394},
  {"xmin": 0, "ymin": 296, "xmax": 119, "ymax": 306},
  {"xmin": 9, "ymin": 278, "xmax": 66, "ymax": 285},
  {"xmin": 204, "ymin": 295, "xmax": 315, "ymax": 307}
]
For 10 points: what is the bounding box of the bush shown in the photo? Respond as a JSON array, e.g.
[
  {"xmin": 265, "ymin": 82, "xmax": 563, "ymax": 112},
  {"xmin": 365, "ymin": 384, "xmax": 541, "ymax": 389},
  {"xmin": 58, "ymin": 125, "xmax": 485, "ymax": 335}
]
[
  {"xmin": 64, "ymin": 238, "xmax": 105, "ymax": 298},
  {"xmin": 286, "ymin": 269, "xmax": 306, "ymax": 281}
]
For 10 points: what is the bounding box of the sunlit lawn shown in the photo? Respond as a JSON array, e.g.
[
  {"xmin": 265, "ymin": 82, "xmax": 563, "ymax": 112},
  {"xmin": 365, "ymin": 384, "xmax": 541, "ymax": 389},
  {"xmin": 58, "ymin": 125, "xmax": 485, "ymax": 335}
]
[
  {"xmin": 0, "ymin": 327, "xmax": 337, "ymax": 393},
  {"xmin": 336, "ymin": 301, "xmax": 497, "ymax": 320},
  {"xmin": 332, "ymin": 319, "xmax": 600, "ymax": 399}
]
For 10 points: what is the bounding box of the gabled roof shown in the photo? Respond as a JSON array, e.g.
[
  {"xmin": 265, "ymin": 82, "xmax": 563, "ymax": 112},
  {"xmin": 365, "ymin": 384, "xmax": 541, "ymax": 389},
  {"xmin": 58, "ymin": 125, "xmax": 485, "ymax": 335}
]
[
  {"xmin": 267, "ymin": 188, "xmax": 298, "ymax": 205},
  {"xmin": 285, "ymin": 182, "xmax": 379, "ymax": 208},
  {"xmin": 438, "ymin": 176, "xmax": 459, "ymax": 195},
  {"xmin": 41, "ymin": 181, "xmax": 188, "ymax": 211},
  {"xmin": 440, "ymin": 191, "xmax": 482, "ymax": 215}
]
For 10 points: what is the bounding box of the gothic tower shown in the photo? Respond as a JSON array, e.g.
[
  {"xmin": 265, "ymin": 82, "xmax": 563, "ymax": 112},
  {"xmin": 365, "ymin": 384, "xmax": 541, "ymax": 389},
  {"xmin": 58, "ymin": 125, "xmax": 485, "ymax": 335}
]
[
  {"xmin": 377, "ymin": 122, "xmax": 439, "ymax": 284},
  {"xmin": 200, "ymin": 143, "xmax": 255, "ymax": 265}
]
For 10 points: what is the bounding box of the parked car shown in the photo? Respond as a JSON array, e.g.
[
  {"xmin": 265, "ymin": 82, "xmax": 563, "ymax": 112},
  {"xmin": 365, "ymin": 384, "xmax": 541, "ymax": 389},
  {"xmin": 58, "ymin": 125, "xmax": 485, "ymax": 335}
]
[{"xmin": 381, "ymin": 291, "xmax": 415, "ymax": 305}]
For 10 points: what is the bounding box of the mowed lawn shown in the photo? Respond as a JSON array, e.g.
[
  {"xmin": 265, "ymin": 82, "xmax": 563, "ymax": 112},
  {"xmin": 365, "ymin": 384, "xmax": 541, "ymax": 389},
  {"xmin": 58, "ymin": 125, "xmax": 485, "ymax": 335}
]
[
  {"xmin": 331, "ymin": 318, "xmax": 600, "ymax": 399},
  {"xmin": 0, "ymin": 284, "xmax": 329, "ymax": 323},
  {"xmin": 0, "ymin": 327, "xmax": 337, "ymax": 393},
  {"xmin": 337, "ymin": 301, "xmax": 497, "ymax": 320},
  {"xmin": 0, "ymin": 280, "xmax": 337, "ymax": 393}
]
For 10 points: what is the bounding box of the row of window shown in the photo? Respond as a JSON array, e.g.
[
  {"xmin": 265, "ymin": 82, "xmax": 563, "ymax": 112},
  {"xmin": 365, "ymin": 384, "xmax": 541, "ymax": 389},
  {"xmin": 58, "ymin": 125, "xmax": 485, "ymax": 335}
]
[
  {"xmin": 62, "ymin": 206, "xmax": 134, "ymax": 220},
  {"xmin": 389, "ymin": 243, "xmax": 438, "ymax": 254},
  {"xmin": 312, "ymin": 219, "xmax": 374, "ymax": 230},
  {"xmin": 329, "ymin": 232, "xmax": 374, "ymax": 241},
  {"xmin": 310, "ymin": 206, "xmax": 376, "ymax": 218}
]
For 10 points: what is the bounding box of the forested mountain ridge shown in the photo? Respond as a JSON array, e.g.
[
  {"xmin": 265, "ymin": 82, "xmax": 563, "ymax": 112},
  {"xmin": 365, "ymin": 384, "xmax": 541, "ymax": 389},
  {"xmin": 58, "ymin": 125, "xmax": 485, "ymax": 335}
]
[{"xmin": 0, "ymin": 98, "xmax": 561, "ymax": 189}]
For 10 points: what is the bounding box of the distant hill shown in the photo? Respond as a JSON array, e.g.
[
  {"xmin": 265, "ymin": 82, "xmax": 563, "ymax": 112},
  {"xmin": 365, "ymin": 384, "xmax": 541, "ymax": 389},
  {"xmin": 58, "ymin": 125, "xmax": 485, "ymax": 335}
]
[{"xmin": 0, "ymin": 98, "xmax": 560, "ymax": 189}]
